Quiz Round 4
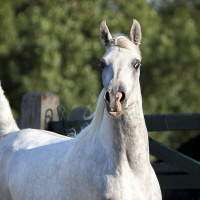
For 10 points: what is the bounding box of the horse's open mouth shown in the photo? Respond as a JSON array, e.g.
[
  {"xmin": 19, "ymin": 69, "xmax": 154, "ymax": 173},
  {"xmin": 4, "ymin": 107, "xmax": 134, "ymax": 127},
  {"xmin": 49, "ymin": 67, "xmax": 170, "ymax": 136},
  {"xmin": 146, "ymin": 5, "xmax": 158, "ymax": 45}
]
[
  {"xmin": 108, "ymin": 111, "xmax": 122, "ymax": 117},
  {"xmin": 104, "ymin": 100, "xmax": 123, "ymax": 117}
]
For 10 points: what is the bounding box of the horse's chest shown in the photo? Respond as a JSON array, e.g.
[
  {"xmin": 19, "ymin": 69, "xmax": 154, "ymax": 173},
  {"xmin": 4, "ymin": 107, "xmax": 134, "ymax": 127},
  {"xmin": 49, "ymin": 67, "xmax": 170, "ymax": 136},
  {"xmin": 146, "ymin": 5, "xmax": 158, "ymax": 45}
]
[
  {"xmin": 99, "ymin": 172, "xmax": 157, "ymax": 200},
  {"xmin": 98, "ymin": 172, "xmax": 136, "ymax": 200}
]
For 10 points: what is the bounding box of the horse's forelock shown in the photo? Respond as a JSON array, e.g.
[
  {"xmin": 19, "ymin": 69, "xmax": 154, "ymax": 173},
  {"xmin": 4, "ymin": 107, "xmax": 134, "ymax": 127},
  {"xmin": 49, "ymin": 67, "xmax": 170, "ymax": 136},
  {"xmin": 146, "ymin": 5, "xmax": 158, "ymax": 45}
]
[{"xmin": 112, "ymin": 35, "xmax": 139, "ymax": 52}]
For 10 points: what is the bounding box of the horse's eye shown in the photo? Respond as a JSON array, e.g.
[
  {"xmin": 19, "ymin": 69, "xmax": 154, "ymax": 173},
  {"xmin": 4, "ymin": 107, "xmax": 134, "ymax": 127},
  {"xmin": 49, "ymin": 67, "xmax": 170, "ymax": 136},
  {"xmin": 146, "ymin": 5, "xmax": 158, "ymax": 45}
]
[
  {"xmin": 132, "ymin": 60, "xmax": 141, "ymax": 69},
  {"xmin": 99, "ymin": 60, "xmax": 106, "ymax": 70}
]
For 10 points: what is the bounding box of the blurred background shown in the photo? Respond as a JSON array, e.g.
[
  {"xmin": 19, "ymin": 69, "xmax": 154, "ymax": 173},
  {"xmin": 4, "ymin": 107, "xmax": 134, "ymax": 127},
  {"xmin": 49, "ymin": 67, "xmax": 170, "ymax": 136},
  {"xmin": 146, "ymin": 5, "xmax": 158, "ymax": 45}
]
[{"xmin": 0, "ymin": 0, "xmax": 200, "ymax": 148}]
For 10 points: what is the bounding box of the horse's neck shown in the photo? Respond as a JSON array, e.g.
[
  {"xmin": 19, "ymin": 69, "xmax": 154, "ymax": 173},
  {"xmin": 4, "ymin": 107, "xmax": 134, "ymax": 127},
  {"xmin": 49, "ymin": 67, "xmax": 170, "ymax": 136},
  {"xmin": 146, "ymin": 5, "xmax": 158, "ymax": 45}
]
[{"xmin": 98, "ymin": 93, "xmax": 150, "ymax": 173}]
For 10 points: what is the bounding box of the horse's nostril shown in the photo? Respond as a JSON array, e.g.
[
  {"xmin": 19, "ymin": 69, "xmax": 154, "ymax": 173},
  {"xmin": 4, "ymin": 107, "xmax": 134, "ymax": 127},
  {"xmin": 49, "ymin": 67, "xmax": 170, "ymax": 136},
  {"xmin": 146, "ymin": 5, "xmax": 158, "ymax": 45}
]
[
  {"xmin": 105, "ymin": 91, "xmax": 110, "ymax": 103},
  {"xmin": 120, "ymin": 92, "xmax": 125, "ymax": 102}
]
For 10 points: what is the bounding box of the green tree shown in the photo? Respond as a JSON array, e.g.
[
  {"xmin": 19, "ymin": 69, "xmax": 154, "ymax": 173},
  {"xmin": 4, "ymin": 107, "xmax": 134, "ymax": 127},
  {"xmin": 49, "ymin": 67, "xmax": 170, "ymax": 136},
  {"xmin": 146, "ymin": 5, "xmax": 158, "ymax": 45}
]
[
  {"xmin": 145, "ymin": 0, "xmax": 200, "ymax": 148},
  {"xmin": 0, "ymin": 0, "xmax": 158, "ymax": 116},
  {"xmin": 143, "ymin": 0, "xmax": 200, "ymax": 114}
]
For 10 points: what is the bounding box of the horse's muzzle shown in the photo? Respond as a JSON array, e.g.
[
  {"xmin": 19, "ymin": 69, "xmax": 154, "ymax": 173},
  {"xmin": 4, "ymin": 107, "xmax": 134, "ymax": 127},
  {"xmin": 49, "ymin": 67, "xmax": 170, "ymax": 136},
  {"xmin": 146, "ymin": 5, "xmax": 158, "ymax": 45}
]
[{"xmin": 104, "ymin": 90, "xmax": 126, "ymax": 117}]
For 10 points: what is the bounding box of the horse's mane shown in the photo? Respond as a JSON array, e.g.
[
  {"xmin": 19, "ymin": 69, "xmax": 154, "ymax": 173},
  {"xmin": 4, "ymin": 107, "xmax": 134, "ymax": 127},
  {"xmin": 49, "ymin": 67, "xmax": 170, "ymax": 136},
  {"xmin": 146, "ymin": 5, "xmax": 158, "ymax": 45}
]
[{"xmin": 75, "ymin": 88, "xmax": 106, "ymax": 142}]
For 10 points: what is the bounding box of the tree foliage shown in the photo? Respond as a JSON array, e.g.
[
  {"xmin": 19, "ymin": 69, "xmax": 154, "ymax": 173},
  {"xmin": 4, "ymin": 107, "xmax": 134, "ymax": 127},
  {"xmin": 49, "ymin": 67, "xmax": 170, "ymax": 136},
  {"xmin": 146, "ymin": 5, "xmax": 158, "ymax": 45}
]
[
  {"xmin": 144, "ymin": 0, "xmax": 200, "ymax": 148},
  {"xmin": 0, "ymin": 0, "xmax": 200, "ymax": 148},
  {"xmin": 0, "ymin": 0, "xmax": 158, "ymax": 114},
  {"xmin": 142, "ymin": 0, "xmax": 200, "ymax": 115}
]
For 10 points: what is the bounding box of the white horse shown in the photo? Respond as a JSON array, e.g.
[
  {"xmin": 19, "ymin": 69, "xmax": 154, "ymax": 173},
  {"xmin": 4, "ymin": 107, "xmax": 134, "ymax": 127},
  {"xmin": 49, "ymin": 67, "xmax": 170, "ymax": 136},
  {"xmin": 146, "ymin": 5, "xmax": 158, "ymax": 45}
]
[{"xmin": 0, "ymin": 20, "xmax": 161, "ymax": 200}]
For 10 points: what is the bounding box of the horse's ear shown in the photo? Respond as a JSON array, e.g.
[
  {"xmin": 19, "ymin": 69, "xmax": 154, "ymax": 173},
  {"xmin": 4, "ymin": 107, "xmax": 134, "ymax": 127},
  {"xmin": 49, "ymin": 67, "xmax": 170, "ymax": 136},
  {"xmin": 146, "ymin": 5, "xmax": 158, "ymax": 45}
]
[
  {"xmin": 130, "ymin": 19, "xmax": 142, "ymax": 46},
  {"xmin": 100, "ymin": 21, "xmax": 112, "ymax": 47}
]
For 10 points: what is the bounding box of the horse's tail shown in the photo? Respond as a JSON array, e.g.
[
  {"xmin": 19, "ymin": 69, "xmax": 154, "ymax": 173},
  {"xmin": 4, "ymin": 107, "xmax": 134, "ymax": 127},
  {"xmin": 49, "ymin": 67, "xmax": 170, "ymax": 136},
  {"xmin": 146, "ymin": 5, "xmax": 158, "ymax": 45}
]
[{"xmin": 0, "ymin": 83, "xmax": 19, "ymax": 137}]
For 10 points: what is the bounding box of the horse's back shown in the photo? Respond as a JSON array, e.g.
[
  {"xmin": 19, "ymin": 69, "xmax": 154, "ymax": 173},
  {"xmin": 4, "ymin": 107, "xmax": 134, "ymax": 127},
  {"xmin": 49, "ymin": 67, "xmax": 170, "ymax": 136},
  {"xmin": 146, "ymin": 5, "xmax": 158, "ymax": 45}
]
[{"xmin": 0, "ymin": 129, "xmax": 73, "ymax": 200}]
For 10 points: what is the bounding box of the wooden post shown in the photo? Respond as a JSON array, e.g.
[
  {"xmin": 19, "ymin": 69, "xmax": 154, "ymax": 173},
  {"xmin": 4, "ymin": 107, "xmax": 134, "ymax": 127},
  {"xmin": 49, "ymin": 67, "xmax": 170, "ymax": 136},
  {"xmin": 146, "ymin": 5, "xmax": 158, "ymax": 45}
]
[{"xmin": 20, "ymin": 92, "xmax": 60, "ymax": 130}]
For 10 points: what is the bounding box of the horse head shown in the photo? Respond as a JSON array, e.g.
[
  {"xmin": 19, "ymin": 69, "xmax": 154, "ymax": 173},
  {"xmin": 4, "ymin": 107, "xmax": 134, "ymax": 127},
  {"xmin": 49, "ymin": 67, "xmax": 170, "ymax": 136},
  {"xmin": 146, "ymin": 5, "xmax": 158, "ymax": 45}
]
[{"xmin": 99, "ymin": 19, "xmax": 142, "ymax": 117}]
